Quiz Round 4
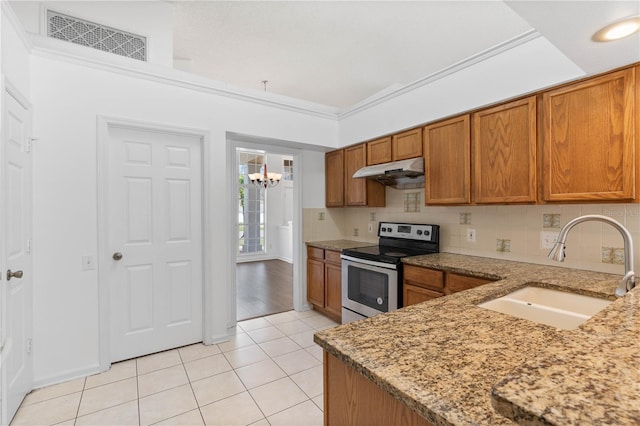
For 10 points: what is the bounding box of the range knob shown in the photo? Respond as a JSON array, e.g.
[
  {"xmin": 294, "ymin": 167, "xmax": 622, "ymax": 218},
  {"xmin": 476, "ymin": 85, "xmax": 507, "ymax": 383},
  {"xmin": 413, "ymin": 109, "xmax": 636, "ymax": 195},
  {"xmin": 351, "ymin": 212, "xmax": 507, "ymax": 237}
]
[
  {"xmin": 425, "ymin": 230, "xmax": 430, "ymax": 237},
  {"xmin": 417, "ymin": 230, "xmax": 423, "ymax": 235}
]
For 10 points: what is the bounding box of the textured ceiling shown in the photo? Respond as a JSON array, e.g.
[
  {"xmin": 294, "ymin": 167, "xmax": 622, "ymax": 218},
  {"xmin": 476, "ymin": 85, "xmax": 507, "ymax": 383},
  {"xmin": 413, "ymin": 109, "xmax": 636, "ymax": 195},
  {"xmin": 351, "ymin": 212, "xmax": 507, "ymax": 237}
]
[{"xmin": 172, "ymin": 1, "xmax": 640, "ymax": 109}]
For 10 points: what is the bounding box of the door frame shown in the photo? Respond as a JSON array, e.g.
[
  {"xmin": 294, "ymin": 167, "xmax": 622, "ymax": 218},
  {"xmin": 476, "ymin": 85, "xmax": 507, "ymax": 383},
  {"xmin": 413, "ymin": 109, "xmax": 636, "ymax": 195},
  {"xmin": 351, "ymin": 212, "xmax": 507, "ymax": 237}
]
[
  {"xmin": 227, "ymin": 136, "xmax": 310, "ymax": 328},
  {"xmin": 96, "ymin": 116, "xmax": 213, "ymax": 371}
]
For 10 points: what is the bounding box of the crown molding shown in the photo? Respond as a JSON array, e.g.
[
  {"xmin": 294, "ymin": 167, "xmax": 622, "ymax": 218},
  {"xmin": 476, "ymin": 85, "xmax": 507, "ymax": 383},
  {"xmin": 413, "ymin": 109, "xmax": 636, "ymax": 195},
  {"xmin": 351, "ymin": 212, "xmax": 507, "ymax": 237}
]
[
  {"xmin": 7, "ymin": 4, "xmax": 543, "ymax": 125},
  {"xmin": 27, "ymin": 34, "xmax": 342, "ymax": 120},
  {"xmin": 2, "ymin": 1, "xmax": 33, "ymax": 51},
  {"xmin": 338, "ymin": 29, "xmax": 542, "ymax": 119}
]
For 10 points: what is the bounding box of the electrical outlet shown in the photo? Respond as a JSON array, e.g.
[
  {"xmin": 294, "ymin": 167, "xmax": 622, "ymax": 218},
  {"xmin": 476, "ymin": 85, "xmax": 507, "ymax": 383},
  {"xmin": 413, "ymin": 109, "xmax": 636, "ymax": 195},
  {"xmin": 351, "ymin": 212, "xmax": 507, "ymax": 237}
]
[
  {"xmin": 82, "ymin": 255, "xmax": 96, "ymax": 271},
  {"xmin": 540, "ymin": 231, "xmax": 559, "ymax": 249},
  {"xmin": 353, "ymin": 228, "xmax": 359, "ymax": 237},
  {"xmin": 368, "ymin": 222, "xmax": 374, "ymax": 233},
  {"xmin": 466, "ymin": 228, "xmax": 476, "ymax": 243}
]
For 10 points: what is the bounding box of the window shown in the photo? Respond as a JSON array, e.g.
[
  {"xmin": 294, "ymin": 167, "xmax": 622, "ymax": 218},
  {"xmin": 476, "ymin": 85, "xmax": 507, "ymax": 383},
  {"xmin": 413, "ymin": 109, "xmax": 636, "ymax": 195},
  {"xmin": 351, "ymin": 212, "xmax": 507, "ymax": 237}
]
[
  {"xmin": 237, "ymin": 149, "xmax": 265, "ymax": 255},
  {"xmin": 283, "ymin": 159, "xmax": 294, "ymax": 181}
]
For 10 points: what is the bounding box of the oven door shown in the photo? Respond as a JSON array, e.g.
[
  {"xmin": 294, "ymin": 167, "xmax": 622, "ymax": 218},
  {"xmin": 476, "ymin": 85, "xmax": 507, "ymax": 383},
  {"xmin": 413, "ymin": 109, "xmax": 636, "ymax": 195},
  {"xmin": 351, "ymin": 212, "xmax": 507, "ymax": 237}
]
[{"xmin": 341, "ymin": 255, "xmax": 398, "ymax": 319}]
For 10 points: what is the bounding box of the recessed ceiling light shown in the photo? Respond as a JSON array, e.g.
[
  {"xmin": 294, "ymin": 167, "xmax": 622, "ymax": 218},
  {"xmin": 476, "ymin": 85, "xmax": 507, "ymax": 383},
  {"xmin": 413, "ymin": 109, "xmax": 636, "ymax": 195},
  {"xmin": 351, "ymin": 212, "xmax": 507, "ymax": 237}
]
[{"xmin": 592, "ymin": 15, "xmax": 640, "ymax": 42}]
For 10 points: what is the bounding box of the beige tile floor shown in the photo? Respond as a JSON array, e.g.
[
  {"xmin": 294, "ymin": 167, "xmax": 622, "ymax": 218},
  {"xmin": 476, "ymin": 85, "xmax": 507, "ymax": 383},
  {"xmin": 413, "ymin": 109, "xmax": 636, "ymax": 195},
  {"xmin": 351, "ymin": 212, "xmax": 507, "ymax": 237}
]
[{"xmin": 12, "ymin": 310, "xmax": 337, "ymax": 426}]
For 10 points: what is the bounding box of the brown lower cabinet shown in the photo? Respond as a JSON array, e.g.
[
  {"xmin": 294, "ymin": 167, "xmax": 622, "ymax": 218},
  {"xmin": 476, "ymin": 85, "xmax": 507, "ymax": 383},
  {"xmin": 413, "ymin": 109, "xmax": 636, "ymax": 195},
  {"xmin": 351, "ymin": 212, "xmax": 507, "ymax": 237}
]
[
  {"xmin": 324, "ymin": 351, "xmax": 433, "ymax": 426},
  {"xmin": 307, "ymin": 246, "xmax": 342, "ymax": 323},
  {"xmin": 402, "ymin": 264, "xmax": 494, "ymax": 306}
]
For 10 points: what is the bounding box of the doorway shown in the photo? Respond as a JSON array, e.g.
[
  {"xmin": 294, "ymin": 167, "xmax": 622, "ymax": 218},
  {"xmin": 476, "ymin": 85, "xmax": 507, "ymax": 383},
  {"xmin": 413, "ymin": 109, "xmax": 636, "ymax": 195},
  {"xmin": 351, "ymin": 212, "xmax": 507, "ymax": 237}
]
[{"xmin": 235, "ymin": 148, "xmax": 294, "ymax": 320}]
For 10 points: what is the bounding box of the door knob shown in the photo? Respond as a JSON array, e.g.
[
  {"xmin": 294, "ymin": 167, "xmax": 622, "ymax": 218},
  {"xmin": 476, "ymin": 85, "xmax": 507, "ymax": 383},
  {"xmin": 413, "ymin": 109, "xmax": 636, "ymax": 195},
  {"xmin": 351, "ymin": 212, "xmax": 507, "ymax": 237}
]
[
  {"xmin": 112, "ymin": 252, "xmax": 123, "ymax": 261},
  {"xmin": 6, "ymin": 269, "xmax": 23, "ymax": 281}
]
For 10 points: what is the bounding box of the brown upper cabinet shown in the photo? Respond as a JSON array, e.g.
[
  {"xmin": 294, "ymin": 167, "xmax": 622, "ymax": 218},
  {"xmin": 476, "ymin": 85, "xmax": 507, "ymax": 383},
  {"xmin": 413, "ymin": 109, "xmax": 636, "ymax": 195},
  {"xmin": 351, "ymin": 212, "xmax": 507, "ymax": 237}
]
[
  {"xmin": 424, "ymin": 115, "xmax": 471, "ymax": 205},
  {"xmin": 392, "ymin": 128, "xmax": 423, "ymax": 161},
  {"xmin": 541, "ymin": 68, "xmax": 637, "ymax": 202},
  {"xmin": 366, "ymin": 129, "xmax": 423, "ymax": 166},
  {"xmin": 472, "ymin": 96, "xmax": 537, "ymax": 204},
  {"xmin": 325, "ymin": 150, "xmax": 344, "ymax": 207},
  {"xmin": 366, "ymin": 136, "xmax": 392, "ymax": 165},
  {"xmin": 344, "ymin": 144, "xmax": 386, "ymax": 207}
]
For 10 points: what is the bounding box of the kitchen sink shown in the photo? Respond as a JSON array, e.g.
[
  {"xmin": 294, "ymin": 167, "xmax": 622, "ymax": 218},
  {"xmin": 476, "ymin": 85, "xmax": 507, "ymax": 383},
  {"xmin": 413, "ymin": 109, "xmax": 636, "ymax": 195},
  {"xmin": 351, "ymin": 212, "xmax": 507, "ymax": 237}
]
[{"xmin": 478, "ymin": 286, "xmax": 612, "ymax": 330}]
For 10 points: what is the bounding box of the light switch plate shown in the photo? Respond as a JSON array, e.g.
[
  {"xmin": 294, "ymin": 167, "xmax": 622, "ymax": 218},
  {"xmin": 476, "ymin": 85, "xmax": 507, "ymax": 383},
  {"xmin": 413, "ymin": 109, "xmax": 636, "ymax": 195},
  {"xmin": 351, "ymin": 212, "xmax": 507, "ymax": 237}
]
[
  {"xmin": 466, "ymin": 228, "xmax": 476, "ymax": 243},
  {"xmin": 82, "ymin": 255, "xmax": 96, "ymax": 270}
]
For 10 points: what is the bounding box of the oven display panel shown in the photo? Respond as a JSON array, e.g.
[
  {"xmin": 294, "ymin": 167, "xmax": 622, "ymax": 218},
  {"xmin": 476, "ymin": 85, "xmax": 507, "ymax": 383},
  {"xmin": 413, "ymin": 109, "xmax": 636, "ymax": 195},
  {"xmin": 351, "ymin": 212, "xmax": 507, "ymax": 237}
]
[{"xmin": 397, "ymin": 225, "xmax": 411, "ymax": 233}]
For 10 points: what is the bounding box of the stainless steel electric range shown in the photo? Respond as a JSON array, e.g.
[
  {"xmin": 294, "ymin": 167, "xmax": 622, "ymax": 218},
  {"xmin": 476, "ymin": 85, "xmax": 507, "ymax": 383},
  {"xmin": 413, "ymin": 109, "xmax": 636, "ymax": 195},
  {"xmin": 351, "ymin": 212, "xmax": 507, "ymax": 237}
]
[{"xmin": 340, "ymin": 222, "xmax": 440, "ymax": 324}]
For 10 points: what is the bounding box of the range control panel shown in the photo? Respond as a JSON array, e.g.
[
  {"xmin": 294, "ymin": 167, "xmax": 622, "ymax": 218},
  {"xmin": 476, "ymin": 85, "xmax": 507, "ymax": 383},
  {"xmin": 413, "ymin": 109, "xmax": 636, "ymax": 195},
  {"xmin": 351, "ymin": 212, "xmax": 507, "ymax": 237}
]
[{"xmin": 378, "ymin": 222, "xmax": 438, "ymax": 242}]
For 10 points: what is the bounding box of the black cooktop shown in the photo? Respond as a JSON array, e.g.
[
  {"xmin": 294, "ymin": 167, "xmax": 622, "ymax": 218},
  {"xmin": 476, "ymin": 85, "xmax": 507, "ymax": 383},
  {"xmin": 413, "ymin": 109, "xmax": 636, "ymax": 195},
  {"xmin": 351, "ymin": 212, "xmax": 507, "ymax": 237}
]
[
  {"xmin": 342, "ymin": 244, "xmax": 437, "ymax": 265},
  {"xmin": 341, "ymin": 222, "xmax": 440, "ymax": 265}
]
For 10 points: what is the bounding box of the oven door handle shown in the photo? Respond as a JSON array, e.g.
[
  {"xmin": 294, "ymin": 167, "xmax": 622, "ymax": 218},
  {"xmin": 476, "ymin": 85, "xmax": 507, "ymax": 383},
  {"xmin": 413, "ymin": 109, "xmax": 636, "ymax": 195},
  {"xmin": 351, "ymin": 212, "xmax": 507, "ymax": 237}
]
[{"xmin": 340, "ymin": 254, "xmax": 398, "ymax": 270}]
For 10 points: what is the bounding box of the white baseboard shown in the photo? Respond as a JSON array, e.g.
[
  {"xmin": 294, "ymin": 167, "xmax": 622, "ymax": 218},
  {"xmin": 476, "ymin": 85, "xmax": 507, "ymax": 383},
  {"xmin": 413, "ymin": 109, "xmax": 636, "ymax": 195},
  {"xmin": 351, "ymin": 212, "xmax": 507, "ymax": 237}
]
[{"xmin": 33, "ymin": 363, "xmax": 102, "ymax": 390}]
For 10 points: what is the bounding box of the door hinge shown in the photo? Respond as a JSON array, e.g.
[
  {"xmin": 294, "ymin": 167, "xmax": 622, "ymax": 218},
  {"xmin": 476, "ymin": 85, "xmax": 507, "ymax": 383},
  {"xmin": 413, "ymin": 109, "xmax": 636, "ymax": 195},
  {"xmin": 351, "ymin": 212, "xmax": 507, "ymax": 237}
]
[
  {"xmin": 25, "ymin": 137, "xmax": 38, "ymax": 153},
  {"xmin": 26, "ymin": 338, "xmax": 32, "ymax": 354}
]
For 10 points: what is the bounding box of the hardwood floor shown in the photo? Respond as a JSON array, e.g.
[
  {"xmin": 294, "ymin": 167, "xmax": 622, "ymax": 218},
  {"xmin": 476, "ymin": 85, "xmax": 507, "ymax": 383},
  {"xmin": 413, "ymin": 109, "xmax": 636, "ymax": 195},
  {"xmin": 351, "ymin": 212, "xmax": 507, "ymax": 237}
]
[{"xmin": 237, "ymin": 259, "xmax": 293, "ymax": 321}]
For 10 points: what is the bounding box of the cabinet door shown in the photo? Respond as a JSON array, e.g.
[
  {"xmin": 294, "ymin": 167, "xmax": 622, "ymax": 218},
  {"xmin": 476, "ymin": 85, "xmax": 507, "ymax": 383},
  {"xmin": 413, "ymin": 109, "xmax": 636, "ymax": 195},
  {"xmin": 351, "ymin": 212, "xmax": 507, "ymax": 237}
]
[
  {"xmin": 473, "ymin": 96, "xmax": 537, "ymax": 203},
  {"xmin": 542, "ymin": 68, "xmax": 636, "ymax": 201},
  {"xmin": 344, "ymin": 144, "xmax": 385, "ymax": 207},
  {"xmin": 367, "ymin": 137, "xmax": 392, "ymax": 165},
  {"xmin": 325, "ymin": 263, "xmax": 342, "ymax": 319},
  {"xmin": 307, "ymin": 258, "xmax": 325, "ymax": 307},
  {"xmin": 392, "ymin": 128, "xmax": 422, "ymax": 160},
  {"xmin": 424, "ymin": 115, "xmax": 471, "ymax": 204},
  {"xmin": 325, "ymin": 150, "xmax": 344, "ymax": 207},
  {"xmin": 403, "ymin": 284, "xmax": 443, "ymax": 307}
]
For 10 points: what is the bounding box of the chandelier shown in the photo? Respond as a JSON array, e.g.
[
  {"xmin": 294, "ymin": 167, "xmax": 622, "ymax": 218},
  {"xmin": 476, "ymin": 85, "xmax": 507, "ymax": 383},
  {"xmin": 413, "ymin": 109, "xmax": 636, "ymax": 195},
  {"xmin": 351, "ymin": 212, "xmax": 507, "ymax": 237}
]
[{"xmin": 248, "ymin": 164, "xmax": 282, "ymax": 190}]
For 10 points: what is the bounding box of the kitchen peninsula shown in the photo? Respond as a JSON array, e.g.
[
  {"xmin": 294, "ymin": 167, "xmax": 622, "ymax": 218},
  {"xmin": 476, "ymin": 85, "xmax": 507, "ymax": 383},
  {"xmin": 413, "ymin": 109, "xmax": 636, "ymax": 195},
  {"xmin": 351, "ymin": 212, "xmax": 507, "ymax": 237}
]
[{"xmin": 314, "ymin": 253, "xmax": 640, "ymax": 425}]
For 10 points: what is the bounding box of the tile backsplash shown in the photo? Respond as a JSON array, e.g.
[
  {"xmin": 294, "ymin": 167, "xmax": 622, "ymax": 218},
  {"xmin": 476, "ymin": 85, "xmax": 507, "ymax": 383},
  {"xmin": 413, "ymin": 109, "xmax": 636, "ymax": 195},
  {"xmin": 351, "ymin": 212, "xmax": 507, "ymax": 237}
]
[{"xmin": 303, "ymin": 189, "xmax": 640, "ymax": 275}]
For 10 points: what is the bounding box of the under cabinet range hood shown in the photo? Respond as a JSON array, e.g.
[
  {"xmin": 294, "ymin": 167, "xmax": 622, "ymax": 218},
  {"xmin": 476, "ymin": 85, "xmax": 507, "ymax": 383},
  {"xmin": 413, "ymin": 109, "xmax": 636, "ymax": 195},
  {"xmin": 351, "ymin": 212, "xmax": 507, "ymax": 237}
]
[{"xmin": 352, "ymin": 157, "xmax": 425, "ymax": 189}]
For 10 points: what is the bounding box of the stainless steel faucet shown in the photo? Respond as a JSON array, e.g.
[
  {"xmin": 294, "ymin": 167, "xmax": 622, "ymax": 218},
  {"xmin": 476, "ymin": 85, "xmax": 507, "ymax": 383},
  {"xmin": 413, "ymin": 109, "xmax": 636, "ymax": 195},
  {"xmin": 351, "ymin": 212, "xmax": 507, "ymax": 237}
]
[{"xmin": 548, "ymin": 214, "xmax": 635, "ymax": 297}]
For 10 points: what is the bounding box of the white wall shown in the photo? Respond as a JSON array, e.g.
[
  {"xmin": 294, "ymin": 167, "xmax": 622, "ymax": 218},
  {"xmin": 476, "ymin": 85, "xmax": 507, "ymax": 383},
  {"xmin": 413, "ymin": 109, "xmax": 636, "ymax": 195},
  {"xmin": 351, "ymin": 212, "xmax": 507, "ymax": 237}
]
[
  {"xmin": 338, "ymin": 36, "xmax": 584, "ymax": 145},
  {"xmin": 9, "ymin": 1, "xmax": 174, "ymax": 67},
  {"xmin": 2, "ymin": 4, "xmax": 31, "ymax": 97},
  {"xmin": 30, "ymin": 54, "xmax": 337, "ymax": 385},
  {"xmin": 301, "ymin": 150, "xmax": 326, "ymax": 208}
]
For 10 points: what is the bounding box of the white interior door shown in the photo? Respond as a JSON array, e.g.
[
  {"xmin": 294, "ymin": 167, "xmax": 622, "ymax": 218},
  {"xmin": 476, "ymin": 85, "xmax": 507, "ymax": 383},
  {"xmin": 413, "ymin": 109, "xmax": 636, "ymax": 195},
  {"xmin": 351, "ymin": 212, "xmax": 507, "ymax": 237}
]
[
  {"xmin": 106, "ymin": 125, "xmax": 203, "ymax": 362},
  {"xmin": 1, "ymin": 90, "xmax": 33, "ymax": 423}
]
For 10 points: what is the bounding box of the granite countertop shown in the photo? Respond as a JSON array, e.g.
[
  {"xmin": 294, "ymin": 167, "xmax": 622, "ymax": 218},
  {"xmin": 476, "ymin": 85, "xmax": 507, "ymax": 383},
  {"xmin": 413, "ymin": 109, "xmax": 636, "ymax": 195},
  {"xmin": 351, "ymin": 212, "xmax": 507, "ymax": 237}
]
[
  {"xmin": 314, "ymin": 252, "xmax": 640, "ymax": 425},
  {"xmin": 305, "ymin": 239, "xmax": 374, "ymax": 251}
]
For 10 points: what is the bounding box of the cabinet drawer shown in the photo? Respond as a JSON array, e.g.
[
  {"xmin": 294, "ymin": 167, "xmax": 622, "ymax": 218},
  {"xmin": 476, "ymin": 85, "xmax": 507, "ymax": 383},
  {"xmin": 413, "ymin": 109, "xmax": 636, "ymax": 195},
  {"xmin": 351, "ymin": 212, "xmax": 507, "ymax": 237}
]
[
  {"xmin": 445, "ymin": 273, "xmax": 493, "ymax": 295},
  {"xmin": 307, "ymin": 246, "xmax": 324, "ymax": 260},
  {"xmin": 402, "ymin": 265, "xmax": 444, "ymax": 291},
  {"xmin": 403, "ymin": 284, "xmax": 444, "ymax": 307},
  {"xmin": 325, "ymin": 249, "xmax": 342, "ymax": 265}
]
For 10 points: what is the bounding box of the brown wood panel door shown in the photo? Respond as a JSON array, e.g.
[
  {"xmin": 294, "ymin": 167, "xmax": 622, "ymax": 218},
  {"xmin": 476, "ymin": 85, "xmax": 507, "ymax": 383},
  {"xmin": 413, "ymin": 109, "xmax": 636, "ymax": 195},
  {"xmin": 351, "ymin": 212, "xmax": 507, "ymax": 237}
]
[
  {"xmin": 367, "ymin": 137, "xmax": 392, "ymax": 165},
  {"xmin": 473, "ymin": 96, "xmax": 537, "ymax": 204},
  {"xmin": 392, "ymin": 128, "xmax": 423, "ymax": 160},
  {"xmin": 344, "ymin": 144, "xmax": 386, "ymax": 207},
  {"xmin": 542, "ymin": 68, "xmax": 636, "ymax": 201},
  {"xmin": 424, "ymin": 115, "xmax": 471, "ymax": 205},
  {"xmin": 307, "ymin": 258, "xmax": 325, "ymax": 307},
  {"xmin": 325, "ymin": 150, "xmax": 344, "ymax": 207},
  {"xmin": 324, "ymin": 262, "xmax": 342, "ymax": 319}
]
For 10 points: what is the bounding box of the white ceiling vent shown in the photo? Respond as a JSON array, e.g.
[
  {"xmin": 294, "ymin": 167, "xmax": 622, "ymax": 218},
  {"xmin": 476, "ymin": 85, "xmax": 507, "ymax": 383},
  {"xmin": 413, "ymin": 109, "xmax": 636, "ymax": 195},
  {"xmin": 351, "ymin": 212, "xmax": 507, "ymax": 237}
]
[{"xmin": 47, "ymin": 10, "xmax": 147, "ymax": 62}]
